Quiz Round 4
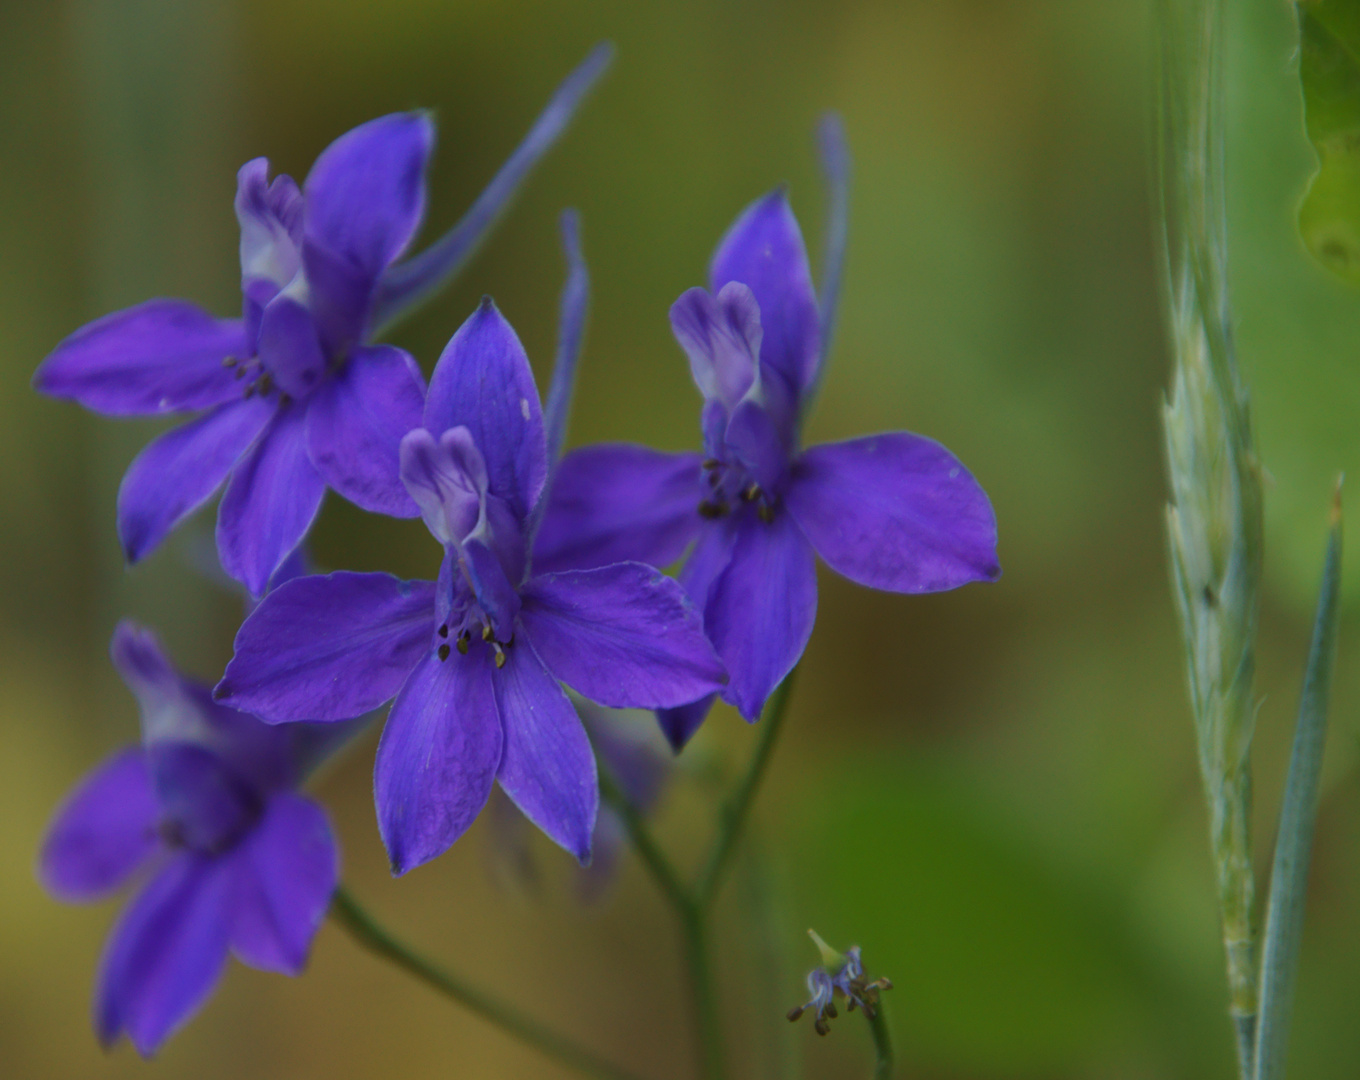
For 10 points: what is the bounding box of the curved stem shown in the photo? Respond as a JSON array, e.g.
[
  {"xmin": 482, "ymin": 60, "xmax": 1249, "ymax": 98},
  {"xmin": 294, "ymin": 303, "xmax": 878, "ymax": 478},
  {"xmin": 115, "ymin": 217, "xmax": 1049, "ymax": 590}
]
[
  {"xmin": 330, "ymin": 886, "xmax": 647, "ymax": 1080},
  {"xmin": 695, "ymin": 667, "xmax": 799, "ymax": 907},
  {"xmin": 866, "ymin": 1004, "xmax": 895, "ymax": 1079}
]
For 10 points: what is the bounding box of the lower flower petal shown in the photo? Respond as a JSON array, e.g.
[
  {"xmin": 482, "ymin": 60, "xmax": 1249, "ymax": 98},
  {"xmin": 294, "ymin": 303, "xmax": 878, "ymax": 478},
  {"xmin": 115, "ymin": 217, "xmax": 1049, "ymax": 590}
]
[
  {"xmin": 494, "ymin": 641, "xmax": 597, "ymax": 863},
  {"xmin": 117, "ymin": 397, "xmax": 274, "ymax": 564},
  {"xmin": 655, "ymin": 695, "xmax": 717, "ymax": 754},
  {"xmin": 376, "ymin": 648, "xmax": 502, "ymax": 876},
  {"xmin": 216, "ymin": 400, "xmax": 327, "ymax": 597},
  {"xmin": 215, "ymin": 572, "xmax": 436, "ymax": 723},
  {"xmin": 785, "ymin": 434, "xmax": 1000, "ymax": 593},
  {"xmin": 531, "ymin": 444, "xmax": 704, "ymax": 574},
  {"xmin": 519, "ymin": 564, "xmax": 725, "ymax": 710},
  {"xmin": 306, "ymin": 345, "xmax": 424, "ymax": 517},
  {"xmin": 708, "ymin": 512, "xmax": 817, "ymax": 721},
  {"xmin": 230, "ymin": 793, "xmax": 338, "ymax": 974},
  {"xmin": 34, "ymin": 299, "xmax": 247, "ymax": 416},
  {"xmin": 40, "ymin": 747, "xmax": 159, "ymax": 902},
  {"xmin": 95, "ymin": 852, "xmax": 234, "ymax": 1056}
]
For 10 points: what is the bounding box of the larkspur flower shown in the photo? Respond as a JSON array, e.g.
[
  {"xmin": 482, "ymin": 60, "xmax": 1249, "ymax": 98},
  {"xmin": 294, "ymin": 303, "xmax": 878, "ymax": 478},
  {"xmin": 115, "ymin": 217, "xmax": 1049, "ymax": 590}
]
[
  {"xmin": 787, "ymin": 931, "xmax": 892, "ymax": 1036},
  {"xmin": 213, "ymin": 297, "xmax": 726, "ymax": 873},
  {"xmin": 33, "ymin": 46, "xmax": 611, "ymax": 597},
  {"xmin": 534, "ymin": 127, "xmax": 999, "ymax": 748},
  {"xmin": 39, "ymin": 622, "xmax": 357, "ymax": 1055}
]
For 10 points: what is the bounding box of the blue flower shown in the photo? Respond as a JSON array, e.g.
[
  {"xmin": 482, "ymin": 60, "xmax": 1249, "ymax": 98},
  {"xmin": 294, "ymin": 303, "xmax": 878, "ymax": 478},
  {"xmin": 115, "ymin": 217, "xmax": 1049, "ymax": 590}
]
[
  {"xmin": 787, "ymin": 932, "xmax": 892, "ymax": 1036},
  {"xmin": 33, "ymin": 46, "xmax": 611, "ymax": 597},
  {"xmin": 38, "ymin": 623, "xmax": 359, "ymax": 1055},
  {"xmin": 533, "ymin": 123, "xmax": 999, "ymax": 748}
]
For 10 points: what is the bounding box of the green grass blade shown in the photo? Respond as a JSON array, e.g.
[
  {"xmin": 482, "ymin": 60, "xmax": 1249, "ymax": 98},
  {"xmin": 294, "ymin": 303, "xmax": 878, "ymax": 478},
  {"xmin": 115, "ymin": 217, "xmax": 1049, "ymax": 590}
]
[{"xmin": 1254, "ymin": 485, "xmax": 1344, "ymax": 1080}]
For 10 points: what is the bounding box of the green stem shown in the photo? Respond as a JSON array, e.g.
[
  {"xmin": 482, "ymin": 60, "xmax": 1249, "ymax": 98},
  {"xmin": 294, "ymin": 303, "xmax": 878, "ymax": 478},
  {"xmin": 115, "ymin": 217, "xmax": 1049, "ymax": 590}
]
[
  {"xmin": 598, "ymin": 770, "xmax": 693, "ymax": 914},
  {"xmin": 329, "ymin": 886, "xmax": 646, "ymax": 1080},
  {"xmin": 695, "ymin": 667, "xmax": 799, "ymax": 907},
  {"xmin": 866, "ymin": 1004, "xmax": 895, "ymax": 1080},
  {"xmin": 681, "ymin": 906, "xmax": 727, "ymax": 1080}
]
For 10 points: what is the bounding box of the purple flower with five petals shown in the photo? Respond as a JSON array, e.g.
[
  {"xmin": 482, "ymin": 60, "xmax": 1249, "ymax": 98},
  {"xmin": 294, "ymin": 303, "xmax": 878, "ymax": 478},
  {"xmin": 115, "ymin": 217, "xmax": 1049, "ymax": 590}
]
[
  {"xmin": 39, "ymin": 622, "xmax": 353, "ymax": 1055},
  {"xmin": 535, "ymin": 153, "xmax": 999, "ymax": 749},
  {"xmin": 213, "ymin": 299, "xmax": 726, "ymax": 873},
  {"xmin": 33, "ymin": 46, "xmax": 611, "ymax": 596}
]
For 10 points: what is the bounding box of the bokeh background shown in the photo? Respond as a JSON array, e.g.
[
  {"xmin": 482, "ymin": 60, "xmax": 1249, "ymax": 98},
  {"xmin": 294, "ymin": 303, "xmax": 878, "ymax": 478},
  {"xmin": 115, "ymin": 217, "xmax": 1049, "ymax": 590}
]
[{"xmin": 4, "ymin": 0, "xmax": 1360, "ymax": 1077}]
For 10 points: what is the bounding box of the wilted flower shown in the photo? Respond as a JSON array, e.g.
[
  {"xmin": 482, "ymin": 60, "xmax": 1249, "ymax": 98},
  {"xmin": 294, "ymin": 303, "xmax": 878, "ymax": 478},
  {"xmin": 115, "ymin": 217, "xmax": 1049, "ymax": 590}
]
[
  {"xmin": 787, "ymin": 930, "xmax": 892, "ymax": 1036},
  {"xmin": 38, "ymin": 623, "xmax": 357, "ymax": 1055},
  {"xmin": 33, "ymin": 47, "xmax": 610, "ymax": 596},
  {"xmin": 214, "ymin": 299, "xmax": 725, "ymax": 874}
]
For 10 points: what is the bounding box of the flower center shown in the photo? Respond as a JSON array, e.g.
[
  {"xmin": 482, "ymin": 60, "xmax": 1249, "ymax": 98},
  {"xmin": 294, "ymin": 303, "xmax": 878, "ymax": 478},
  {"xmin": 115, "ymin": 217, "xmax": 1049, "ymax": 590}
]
[{"xmin": 698, "ymin": 457, "xmax": 776, "ymax": 524}]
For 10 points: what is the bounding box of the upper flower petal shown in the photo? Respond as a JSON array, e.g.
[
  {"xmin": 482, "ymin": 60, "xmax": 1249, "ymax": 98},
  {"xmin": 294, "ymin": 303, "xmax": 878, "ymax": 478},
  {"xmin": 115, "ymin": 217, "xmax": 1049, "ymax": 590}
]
[
  {"xmin": 307, "ymin": 345, "xmax": 425, "ymax": 518},
  {"xmin": 785, "ymin": 434, "xmax": 1000, "ymax": 592},
  {"xmin": 399, "ymin": 426, "xmax": 488, "ymax": 546},
  {"xmin": 424, "ymin": 299, "xmax": 547, "ymax": 524},
  {"xmin": 216, "ymin": 571, "xmax": 437, "ymax": 723},
  {"xmin": 707, "ymin": 511, "xmax": 817, "ymax": 721},
  {"xmin": 229, "ymin": 793, "xmax": 337, "ymax": 974},
  {"xmin": 34, "ymin": 299, "xmax": 248, "ymax": 416},
  {"xmin": 376, "ymin": 647, "xmax": 502, "ymax": 875},
  {"xmin": 216, "ymin": 399, "xmax": 327, "ymax": 597},
  {"xmin": 117, "ymin": 396, "xmax": 275, "ymax": 565},
  {"xmin": 39, "ymin": 747, "xmax": 160, "ymax": 902},
  {"xmin": 493, "ymin": 640, "xmax": 597, "ymax": 863},
  {"xmin": 710, "ymin": 190, "xmax": 821, "ymax": 401},
  {"xmin": 669, "ymin": 283, "xmax": 763, "ymax": 410},
  {"xmin": 519, "ymin": 563, "xmax": 725, "ymax": 710},
  {"xmin": 303, "ymin": 112, "xmax": 434, "ymax": 288},
  {"xmin": 95, "ymin": 852, "xmax": 234, "ymax": 1056},
  {"xmin": 531, "ymin": 444, "xmax": 705, "ymax": 575},
  {"xmin": 236, "ymin": 159, "xmax": 303, "ymax": 292}
]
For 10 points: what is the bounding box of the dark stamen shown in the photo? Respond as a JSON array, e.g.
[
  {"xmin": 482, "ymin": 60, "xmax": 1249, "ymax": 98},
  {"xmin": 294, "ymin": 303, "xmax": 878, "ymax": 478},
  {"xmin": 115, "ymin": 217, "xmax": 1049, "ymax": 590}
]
[
  {"xmin": 438, "ymin": 643, "xmax": 451, "ymax": 662},
  {"xmin": 437, "ymin": 624, "xmax": 449, "ymax": 638},
  {"xmin": 758, "ymin": 503, "xmax": 775, "ymax": 524},
  {"xmin": 702, "ymin": 458, "xmax": 720, "ymax": 470},
  {"xmin": 456, "ymin": 631, "xmax": 470, "ymax": 655},
  {"xmin": 698, "ymin": 499, "xmax": 728, "ymax": 519},
  {"xmin": 481, "ymin": 624, "xmax": 494, "ymax": 642},
  {"xmin": 222, "ymin": 355, "xmax": 237, "ymax": 367},
  {"xmin": 741, "ymin": 483, "xmax": 760, "ymax": 502}
]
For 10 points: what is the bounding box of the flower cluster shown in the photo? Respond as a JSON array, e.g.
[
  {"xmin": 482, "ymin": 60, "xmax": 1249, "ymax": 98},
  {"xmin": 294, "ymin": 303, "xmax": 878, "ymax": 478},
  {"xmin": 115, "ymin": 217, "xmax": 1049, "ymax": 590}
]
[
  {"xmin": 33, "ymin": 50, "xmax": 996, "ymax": 1056},
  {"xmin": 787, "ymin": 931, "xmax": 893, "ymax": 1036}
]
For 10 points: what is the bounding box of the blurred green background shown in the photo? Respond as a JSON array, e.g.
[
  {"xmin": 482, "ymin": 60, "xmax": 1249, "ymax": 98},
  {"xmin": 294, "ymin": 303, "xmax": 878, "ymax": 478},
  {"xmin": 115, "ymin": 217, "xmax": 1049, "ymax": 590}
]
[{"xmin": 4, "ymin": 0, "xmax": 1360, "ymax": 1077}]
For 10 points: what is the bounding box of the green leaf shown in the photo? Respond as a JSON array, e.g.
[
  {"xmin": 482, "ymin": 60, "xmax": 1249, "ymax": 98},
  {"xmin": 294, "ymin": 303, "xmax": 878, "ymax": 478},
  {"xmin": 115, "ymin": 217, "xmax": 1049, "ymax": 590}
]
[
  {"xmin": 1297, "ymin": 0, "xmax": 1360, "ymax": 283},
  {"xmin": 1254, "ymin": 485, "xmax": 1343, "ymax": 1080}
]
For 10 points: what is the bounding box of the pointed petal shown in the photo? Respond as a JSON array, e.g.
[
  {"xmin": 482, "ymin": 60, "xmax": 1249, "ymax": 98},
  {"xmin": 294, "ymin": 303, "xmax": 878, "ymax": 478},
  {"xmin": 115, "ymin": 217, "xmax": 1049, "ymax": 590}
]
[
  {"xmin": 216, "ymin": 571, "xmax": 436, "ymax": 723},
  {"xmin": 376, "ymin": 648, "xmax": 502, "ymax": 875},
  {"xmin": 541, "ymin": 209, "xmax": 590, "ymax": 471},
  {"xmin": 669, "ymin": 283, "xmax": 762, "ymax": 409},
  {"xmin": 810, "ymin": 113, "xmax": 850, "ymax": 401},
  {"xmin": 117, "ymin": 396, "xmax": 274, "ymax": 564},
  {"xmin": 520, "ymin": 563, "xmax": 725, "ymax": 709},
  {"xmin": 40, "ymin": 748, "xmax": 159, "ymax": 902},
  {"xmin": 494, "ymin": 641, "xmax": 597, "ymax": 863},
  {"xmin": 371, "ymin": 44, "xmax": 614, "ymax": 331},
  {"xmin": 95, "ymin": 853, "xmax": 233, "ymax": 1056},
  {"xmin": 655, "ymin": 695, "xmax": 717, "ymax": 753},
  {"xmin": 216, "ymin": 400, "xmax": 327, "ymax": 597},
  {"xmin": 710, "ymin": 190, "xmax": 820, "ymax": 400},
  {"xmin": 708, "ymin": 513, "xmax": 817, "ymax": 720},
  {"xmin": 531, "ymin": 445, "xmax": 704, "ymax": 574},
  {"xmin": 786, "ymin": 434, "xmax": 1000, "ymax": 592},
  {"xmin": 307, "ymin": 346, "xmax": 425, "ymax": 517},
  {"xmin": 34, "ymin": 299, "xmax": 248, "ymax": 416},
  {"xmin": 424, "ymin": 299, "xmax": 546, "ymax": 523},
  {"xmin": 303, "ymin": 112, "xmax": 434, "ymax": 285},
  {"xmin": 230, "ymin": 793, "xmax": 337, "ymax": 974}
]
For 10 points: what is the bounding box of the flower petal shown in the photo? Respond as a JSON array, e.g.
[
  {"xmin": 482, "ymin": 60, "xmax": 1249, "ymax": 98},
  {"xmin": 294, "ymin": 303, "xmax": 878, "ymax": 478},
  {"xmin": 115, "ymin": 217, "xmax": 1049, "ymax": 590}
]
[
  {"xmin": 40, "ymin": 748, "xmax": 159, "ymax": 902},
  {"xmin": 216, "ymin": 571, "xmax": 436, "ymax": 723},
  {"xmin": 256, "ymin": 288, "xmax": 327, "ymax": 400},
  {"xmin": 216, "ymin": 400, "xmax": 327, "ymax": 597},
  {"xmin": 494, "ymin": 640, "xmax": 597, "ymax": 863},
  {"xmin": 376, "ymin": 648, "xmax": 502, "ymax": 875},
  {"xmin": 399, "ymin": 426, "xmax": 487, "ymax": 545},
  {"xmin": 654, "ymin": 696, "xmax": 716, "ymax": 754},
  {"xmin": 707, "ymin": 511, "xmax": 817, "ymax": 720},
  {"xmin": 710, "ymin": 190, "xmax": 821, "ymax": 400},
  {"xmin": 236, "ymin": 159, "xmax": 302, "ymax": 292},
  {"xmin": 117, "ymin": 396, "xmax": 275, "ymax": 564},
  {"xmin": 531, "ymin": 445, "xmax": 704, "ymax": 575},
  {"xmin": 146, "ymin": 744, "xmax": 261, "ymax": 854},
  {"xmin": 95, "ymin": 852, "xmax": 233, "ymax": 1056},
  {"xmin": 785, "ymin": 434, "xmax": 1000, "ymax": 592},
  {"xmin": 669, "ymin": 283, "xmax": 762, "ymax": 409},
  {"xmin": 34, "ymin": 299, "xmax": 248, "ymax": 416},
  {"xmin": 306, "ymin": 345, "xmax": 424, "ymax": 517},
  {"xmin": 303, "ymin": 112, "xmax": 434, "ymax": 286},
  {"xmin": 230, "ymin": 793, "xmax": 337, "ymax": 974},
  {"xmin": 519, "ymin": 563, "xmax": 725, "ymax": 710},
  {"xmin": 424, "ymin": 299, "xmax": 546, "ymax": 523}
]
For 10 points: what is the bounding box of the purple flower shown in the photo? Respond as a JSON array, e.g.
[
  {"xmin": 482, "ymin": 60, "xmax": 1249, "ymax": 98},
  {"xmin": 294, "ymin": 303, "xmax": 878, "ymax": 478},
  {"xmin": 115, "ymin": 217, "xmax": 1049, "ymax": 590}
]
[
  {"xmin": 213, "ymin": 298, "xmax": 725, "ymax": 874},
  {"xmin": 534, "ymin": 132, "xmax": 999, "ymax": 749},
  {"xmin": 787, "ymin": 932, "xmax": 892, "ymax": 1036},
  {"xmin": 38, "ymin": 622, "xmax": 352, "ymax": 1056},
  {"xmin": 33, "ymin": 46, "xmax": 612, "ymax": 597}
]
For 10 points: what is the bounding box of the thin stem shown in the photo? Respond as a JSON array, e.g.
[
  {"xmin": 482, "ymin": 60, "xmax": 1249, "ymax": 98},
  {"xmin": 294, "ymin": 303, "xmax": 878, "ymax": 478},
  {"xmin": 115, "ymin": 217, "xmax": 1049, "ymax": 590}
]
[
  {"xmin": 329, "ymin": 886, "xmax": 646, "ymax": 1080},
  {"xmin": 866, "ymin": 1004, "xmax": 895, "ymax": 1080},
  {"xmin": 598, "ymin": 770, "xmax": 694, "ymax": 915},
  {"xmin": 681, "ymin": 907, "xmax": 727, "ymax": 1080},
  {"xmin": 695, "ymin": 667, "xmax": 799, "ymax": 907}
]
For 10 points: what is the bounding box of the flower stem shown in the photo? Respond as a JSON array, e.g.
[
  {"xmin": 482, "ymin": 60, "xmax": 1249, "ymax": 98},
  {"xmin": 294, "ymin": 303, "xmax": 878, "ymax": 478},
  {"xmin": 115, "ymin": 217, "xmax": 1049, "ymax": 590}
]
[
  {"xmin": 866, "ymin": 1004, "xmax": 895, "ymax": 1079},
  {"xmin": 695, "ymin": 667, "xmax": 799, "ymax": 908},
  {"xmin": 329, "ymin": 885, "xmax": 646, "ymax": 1080}
]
